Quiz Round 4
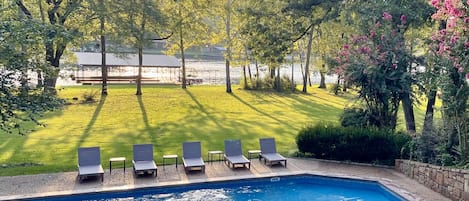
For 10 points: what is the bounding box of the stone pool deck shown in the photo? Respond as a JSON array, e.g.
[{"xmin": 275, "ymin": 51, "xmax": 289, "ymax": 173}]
[{"xmin": 0, "ymin": 158, "xmax": 450, "ymax": 201}]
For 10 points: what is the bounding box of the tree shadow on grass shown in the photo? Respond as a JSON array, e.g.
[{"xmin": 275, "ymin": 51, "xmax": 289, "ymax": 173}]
[
  {"xmin": 137, "ymin": 95, "xmax": 157, "ymax": 145},
  {"xmin": 75, "ymin": 95, "xmax": 107, "ymax": 149},
  {"xmin": 184, "ymin": 89, "xmax": 225, "ymax": 129},
  {"xmin": 229, "ymin": 93, "xmax": 294, "ymax": 130},
  {"xmin": 287, "ymin": 94, "xmax": 342, "ymax": 122}
]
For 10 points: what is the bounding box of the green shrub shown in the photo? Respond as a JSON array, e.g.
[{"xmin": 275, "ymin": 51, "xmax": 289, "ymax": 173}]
[
  {"xmin": 249, "ymin": 75, "xmax": 297, "ymax": 92},
  {"xmin": 296, "ymin": 123, "xmax": 411, "ymax": 165},
  {"xmin": 340, "ymin": 108, "xmax": 367, "ymax": 128},
  {"xmin": 329, "ymin": 83, "xmax": 341, "ymax": 95}
]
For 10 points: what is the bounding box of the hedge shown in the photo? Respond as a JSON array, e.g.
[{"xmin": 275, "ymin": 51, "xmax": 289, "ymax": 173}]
[{"xmin": 296, "ymin": 123, "xmax": 411, "ymax": 165}]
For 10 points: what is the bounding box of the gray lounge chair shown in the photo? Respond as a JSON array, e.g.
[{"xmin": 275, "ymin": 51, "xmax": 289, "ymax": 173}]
[
  {"xmin": 77, "ymin": 147, "xmax": 104, "ymax": 182},
  {"xmin": 133, "ymin": 144, "xmax": 157, "ymax": 177},
  {"xmin": 182, "ymin": 141, "xmax": 205, "ymax": 172},
  {"xmin": 224, "ymin": 140, "xmax": 250, "ymax": 169},
  {"xmin": 260, "ymin": 138, "xmax": 287, "ymax": 167}
]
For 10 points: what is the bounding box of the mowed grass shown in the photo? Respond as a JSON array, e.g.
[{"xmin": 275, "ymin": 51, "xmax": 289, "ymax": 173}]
[{"xmin": 0, "ymin": 84, "xmax": 429, "ymax": 176}]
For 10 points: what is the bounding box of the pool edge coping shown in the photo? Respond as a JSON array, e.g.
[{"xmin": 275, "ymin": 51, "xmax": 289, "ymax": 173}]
[{"xmin": 0, "ymin": 170, "xmax": 421, "ymax": 201}]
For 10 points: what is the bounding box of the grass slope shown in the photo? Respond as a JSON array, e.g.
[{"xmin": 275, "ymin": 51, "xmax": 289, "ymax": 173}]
[{"xmin": 0, "ymin": 85, "xmax": 426, "ymax": 176}]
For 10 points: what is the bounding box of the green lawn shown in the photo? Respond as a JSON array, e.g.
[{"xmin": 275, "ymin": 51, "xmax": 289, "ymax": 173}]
[{"xmin": 0, "ymin": 84, "xmax": 428, "ymax": 176}]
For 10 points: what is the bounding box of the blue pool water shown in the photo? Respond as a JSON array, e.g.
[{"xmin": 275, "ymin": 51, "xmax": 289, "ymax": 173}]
[{"xmin": 29, "ymin": 175, "xmax": 405, "ymax": 201}]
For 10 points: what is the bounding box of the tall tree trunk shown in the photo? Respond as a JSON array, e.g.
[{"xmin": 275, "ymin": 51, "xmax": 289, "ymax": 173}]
[
  {"xmin": 255, "ymin": 60, "xmax": 259, "ymax": 88},
  {"xmin": 422, "ymin": 89, "xmax": 437, "ymax": 134},
  {"xmin": 242, "ymin": 65, "xmax": 247, "ymax": 88},
  {"xmin": 36, "ymin": 1, "xmax": 44, "ymax": 89},
  {"xmin": 342, "ymin": 80, "xmax": 347, "ymax": 92},
  {"xmin": 101, "ymin": 36, "xmax": 108, "ymax": 95},
  {"xmin": 136, "ymin": 3, "xmax": 146, "ymax": 96},
  {"xmin": 247, "ymin": 64, "xmax": 252, "ymax": 84},
  {"xmin": 291, "ymin": 55, "xmax": 295, "ymax": 91},
  {"xmin": 318, "ymin": 71, "xmax": 326, "ymax": 88},
  {"xmin": 225, "ymin": 0, "xmax": 232, "ymax": 93},
  {"xmin": 225, "ymin": 59, "xmax": 231, "ymax": 92},
  {"xmin": 302, "ymin": 25, "xmax": 314, "ymax": 93},
  {"xmin": 178, "ymin": 3, "xmax": 187, "ymax": 89},
  {"xmin": 299, "ymin": 53, "xmax": 305, "ymax": 84},
  {"xmin": 44, "ymin": 56, "xmax": 60, "ymax": 93},
  {"xmin": 100, "ymin": 0, "xmax": 108, "ymax": 96},
  {"xmin": 44, "ymin": 43, "xmax": 62, "ymax": 93},
  {"xmin": 180, "ymin": 39, "xmax": 186, "ymax": 89},
  {"xmin": 36, "ymin": 70, "xmax": 43, "ymax": 88},
  {"xmin": 402, "ymin": 94, "xmax": 416, "ymax": 134},
  {"xmin": 276, "ymin": 66, "xmax": 281, "ymax": 92},
  {"xmin": 136, "ymin": 46, "xmax": 143, "ymax": 95}
]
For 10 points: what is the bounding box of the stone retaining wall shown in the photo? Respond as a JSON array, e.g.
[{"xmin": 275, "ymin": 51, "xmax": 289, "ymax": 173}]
[{"xmin": 395, "ymin": 159, "xmax": 469, "ymax": 201}]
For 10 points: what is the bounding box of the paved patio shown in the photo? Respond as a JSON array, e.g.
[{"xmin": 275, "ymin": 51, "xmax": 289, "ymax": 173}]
[{"xmin": 0, "ymin": 158, "xmax": 450, "ymax": 201}]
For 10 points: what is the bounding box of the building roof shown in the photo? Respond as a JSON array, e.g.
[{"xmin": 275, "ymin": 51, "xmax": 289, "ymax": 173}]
[{"xmin": 74, "ymin": 52, "xmax": 180, "ymax": 68}]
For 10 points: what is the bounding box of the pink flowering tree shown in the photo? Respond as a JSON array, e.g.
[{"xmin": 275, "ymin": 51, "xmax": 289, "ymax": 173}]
[
  {"xmin": 430, "ymin": 0, "xmax": 468, "ymax": 71},
  {"xmin": 336, "ymin": 12, "xmax": 412, "ymax": 130},
  {"xmin": 429, "ymin": 0, "xmax": 469, "ymax": 163}
]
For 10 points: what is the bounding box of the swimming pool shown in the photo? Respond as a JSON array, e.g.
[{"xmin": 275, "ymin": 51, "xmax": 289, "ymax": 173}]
[{"xmin": 27, "ymin": 175, "xmax": 405, "ymax": 201}]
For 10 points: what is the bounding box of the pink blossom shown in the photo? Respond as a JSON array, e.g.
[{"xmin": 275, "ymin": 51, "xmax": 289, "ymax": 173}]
[
  {"xmin": 431, "ymin": 0, "xmax": 440, "ymax": 7},
  {"xmin": 382, "ymin": 12, "xmax": 392, "ymax": 21},
  {"xmin": 447, "ymin": 17, "xmax": 457, "ymax": 29},
  {"xmin": 450, "ymin": 35, "xmax": 459, "ymax": 44},
  {"xmin": 465, "ymin": 42, "xmax": 469, "ymax": 48},
  {"xmin": 437, "ymin": 29, "xmax": 447, "ymax": 36},
  {"xmin": 381, "ymin": 34, "xmax": 386, "ymax": 41},
  {"xmin": 438, "ymin": 43, "xmax": 447, "ymax": 53},
  {"xmin": 343, "ymin": 44, "xmax": 350, "ymax": 49},
  {"xmin": 359, "ymin": 46, "xmax": 371, "ymax": 54},
  {"xmin": 464, "ymin": 18, "xmax": 469, "ymax": 24},
  {"xmin": 375, "ymin": 21, "xmax": 381, "ymax": 28},
  {"xmin": 370, "ymin": 30, "xmax": 376, "ymax": 38},
  {"xmin": 400, "ymin": 15, "xmax": 407, "ymax": 24}
]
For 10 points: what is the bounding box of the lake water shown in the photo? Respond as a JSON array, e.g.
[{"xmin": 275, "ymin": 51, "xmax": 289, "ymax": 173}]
[{"xmin": 56, "ymin": 60, "xmax": 338, "ymax": 86}]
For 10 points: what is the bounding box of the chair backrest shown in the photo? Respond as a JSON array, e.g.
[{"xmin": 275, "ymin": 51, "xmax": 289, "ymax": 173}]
[
  {"xmin": 224, "ymin": 139, "xmax": 243, "ymax": 156},
  {"xmin": 133, "ymin": 144, "xmax": 154, "ymax": 162},
  {"xmin": 78, "ymin": 147, "xmax": 101, "ymax": 166},
  {"xmin": 183, "ymin": 141, "xmax": 201, "ymax": 159},
  {"xmin": 260, "ymin": 138, "xmax": 277, "ymax": 154}
]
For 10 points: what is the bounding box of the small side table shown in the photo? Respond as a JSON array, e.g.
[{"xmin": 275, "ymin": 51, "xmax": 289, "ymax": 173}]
[
  {"xmin": 248, "ymin": 150, "xmax": 262, "ymax": 161},
  {"xmin": 208, "ymin": 150, "xmax": 224, "ymax": 163},
  {"xmin": 163, "ymin": 154, "xmax": 178, "ymax": 169},
  {"xmin": 109, "ymin": 157, "xmax": 126, "ymax": 174}
]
